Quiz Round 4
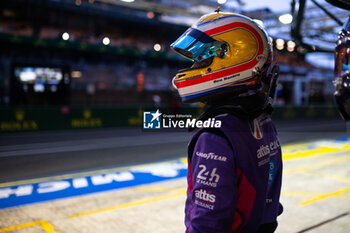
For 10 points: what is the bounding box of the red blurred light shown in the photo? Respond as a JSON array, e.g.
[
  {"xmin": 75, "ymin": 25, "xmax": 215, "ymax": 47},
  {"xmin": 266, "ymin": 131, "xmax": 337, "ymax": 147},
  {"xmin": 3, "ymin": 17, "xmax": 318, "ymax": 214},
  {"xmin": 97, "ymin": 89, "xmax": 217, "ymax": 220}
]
[
  {"xmin": 147, "ymin": 11, "xmax": 155, "ymax": 19},
  {"xmin": 136, "ymin": 73, "xmax": 144, "ymax": 92}
]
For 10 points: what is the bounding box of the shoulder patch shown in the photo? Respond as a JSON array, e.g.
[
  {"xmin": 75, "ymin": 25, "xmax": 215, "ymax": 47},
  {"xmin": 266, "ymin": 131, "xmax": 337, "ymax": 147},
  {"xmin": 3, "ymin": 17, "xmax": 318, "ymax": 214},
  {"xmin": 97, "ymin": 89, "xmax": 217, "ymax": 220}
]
[{"xmin": 251, "ymin": 118, "xmax": 263, "ymax": 140}]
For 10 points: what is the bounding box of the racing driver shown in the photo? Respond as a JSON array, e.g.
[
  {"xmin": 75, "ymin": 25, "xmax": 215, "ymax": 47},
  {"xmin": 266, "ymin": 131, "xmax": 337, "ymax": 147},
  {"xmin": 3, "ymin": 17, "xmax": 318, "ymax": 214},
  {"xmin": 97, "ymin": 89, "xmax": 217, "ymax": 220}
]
[{"xmin": 170, "ymin": 11, "xmax": 283, "ymax": 233}]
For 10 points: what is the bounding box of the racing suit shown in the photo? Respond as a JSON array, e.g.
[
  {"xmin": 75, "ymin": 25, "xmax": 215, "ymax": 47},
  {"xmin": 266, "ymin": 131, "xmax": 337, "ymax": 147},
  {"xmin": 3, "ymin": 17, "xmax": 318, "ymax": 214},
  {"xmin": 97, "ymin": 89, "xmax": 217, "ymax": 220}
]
[{"xmin": 185, "ymin": 112, "xmax": 283, "ymax": 233}]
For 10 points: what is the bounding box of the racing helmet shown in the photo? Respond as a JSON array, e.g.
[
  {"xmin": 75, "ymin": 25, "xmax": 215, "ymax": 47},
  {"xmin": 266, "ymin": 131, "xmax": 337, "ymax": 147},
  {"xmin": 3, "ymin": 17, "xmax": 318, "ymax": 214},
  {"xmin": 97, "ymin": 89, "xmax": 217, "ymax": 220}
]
[
  {"xmin": 334, "ymin": 16, "xmax": 350, "ymax": 121},
  {"xmin": 170, "ymin": 12, "xmax": 273, "ymax": 103}
]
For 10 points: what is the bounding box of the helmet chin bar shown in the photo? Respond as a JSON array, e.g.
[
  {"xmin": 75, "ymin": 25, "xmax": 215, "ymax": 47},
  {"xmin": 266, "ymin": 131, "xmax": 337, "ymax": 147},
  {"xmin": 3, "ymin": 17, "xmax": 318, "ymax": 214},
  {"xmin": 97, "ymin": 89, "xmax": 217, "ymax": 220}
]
[
  {"xmin": 267, "ymin": 65, "xmax": 280, "ymax": 102},
  {"xmin": 258, "ymin": 64, "xmax": 280, "ymax": 107}
]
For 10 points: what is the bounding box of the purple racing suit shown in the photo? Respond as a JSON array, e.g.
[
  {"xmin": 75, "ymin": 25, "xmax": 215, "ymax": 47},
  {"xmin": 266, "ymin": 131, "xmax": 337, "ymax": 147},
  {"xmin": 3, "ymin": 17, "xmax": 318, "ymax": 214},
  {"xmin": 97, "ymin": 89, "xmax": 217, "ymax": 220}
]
[{"xmin": 185, "ymin": 113, "xmax": 283, "ymax": 233}]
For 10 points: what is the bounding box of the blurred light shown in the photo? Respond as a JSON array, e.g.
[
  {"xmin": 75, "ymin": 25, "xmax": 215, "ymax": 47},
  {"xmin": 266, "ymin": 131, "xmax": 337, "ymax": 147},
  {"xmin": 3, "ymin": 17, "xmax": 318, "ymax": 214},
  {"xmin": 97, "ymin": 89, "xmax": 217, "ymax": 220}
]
[
  {"xmin": 20, "ymin": 70, "xmax": 36, "ymax": 82},
  {"xmin": 34, "ymin": 83, "xmax": 45, "ymax": 92},
  {"xmin": 50, "ymin": 85, "xmax": 57, "ymax": 92},
  {"xmin": 217, "ymin": 0, "xmax": 227, "ymax": 4},
  {"xmin": 3, "ymin": 10, "xmax": 16, "ymax": 18},
  {"xmin": 137, "ymin": 72, "xmax": 144, "ymax": 92},
  {"xmin": 71, "ymin": 71, "xmax": 82, "ymax": 78},
  {"xmin": 62, "ymin": 32, "xmax": 69, "ymax": 41},
  {"xmin": 276, "ymin": 44, "xmax": 284, "ymax": 50},
  {"xmin": 154, "ymin": 43, "xmax": 161, "ymax": 51},
  {"xmin": 75, "ymin": 0, "xmax": 81, "ymax": 6},
  {"xmin": 253, "ymin": 19, "xmax": 264, "ymax": 27},
  {"xmin": 64, "ymin": 74, "xmax": 70, "ymax": 84},
  {"xmin": 98, "ymin": 82, "xmax": 107, "ymax": 90},
  {"xmin": 23, "ymin": 84, "xmax": 28, "ymax": 92},
  {"xmin": 279, "ymin": 13, "xmax": 293, "ymax": 24},
  {"xmin": 120, "ymin": 0, "xmax": 135, "ymax": 2},
  {"xmin": 88, "ymin": 0, "xmax": 94, "ymax": 3},
  {"xmin": 297, "ymin": 46, "xmax": 308, "ymax": 54},
  {"xmin": 60, "ymin": 106, "xmax": 70, "ymax": 115},
  {"xmin": 287, "ymin": 41, "xmax": 296, "ymax": 52},
  {"xmin": 276, "ymin": 38, "xmax": 285, "ymax": 50},
  {"xmin": 147, "ymin": 11, "xmax": 155, "ymax": 19},
  {"xmin": 102, "ymin": 37, "xmax": 110, "ymax": 45},
  {"xmin": 311, "ymin": 45, "xmax": 316, "ymax": 51},
  {"xmin": 269, "ymin": 36, "xmax": 273, "ymax": 44}
]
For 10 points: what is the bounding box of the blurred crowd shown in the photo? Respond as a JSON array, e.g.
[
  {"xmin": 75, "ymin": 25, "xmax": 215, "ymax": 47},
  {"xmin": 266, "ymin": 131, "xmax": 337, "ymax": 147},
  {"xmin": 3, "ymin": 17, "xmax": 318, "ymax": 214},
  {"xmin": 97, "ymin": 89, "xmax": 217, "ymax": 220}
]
[{"xmin": 71, "ymin": 61, "xmax": 177, "ymax": 91}]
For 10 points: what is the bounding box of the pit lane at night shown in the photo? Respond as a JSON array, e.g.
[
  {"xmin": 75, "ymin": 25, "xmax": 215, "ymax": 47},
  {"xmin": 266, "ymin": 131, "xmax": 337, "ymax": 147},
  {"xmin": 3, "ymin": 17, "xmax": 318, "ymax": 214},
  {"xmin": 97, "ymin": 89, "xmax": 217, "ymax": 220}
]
[{"xmin": 0, "ymin": 118, "xmax": 349, "ymax": 233}]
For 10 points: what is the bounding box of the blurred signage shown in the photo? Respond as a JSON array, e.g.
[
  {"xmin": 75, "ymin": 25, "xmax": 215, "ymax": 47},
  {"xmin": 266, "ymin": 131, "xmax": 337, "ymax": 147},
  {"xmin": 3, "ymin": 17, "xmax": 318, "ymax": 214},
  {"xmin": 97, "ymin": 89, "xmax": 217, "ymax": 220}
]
[
  {"xmin": 128, "ymin": 109, "xmax": 143, "ymax": 126},
  {"xmin": 0, "ymin": 110, "xmax": 38, "ymax": 132},
  {"xmin": 0, "ymin": 159, "xmax": 187, "ymax": 209},
  {"xmin": 15, "ymin": 67, "xmax": 63, "ymax": 85},
  {"xmin": 10, "ymin": 63, "xmax": 71, "ymax": 106},
  {"xmin": 71, "ymin": 109, "xmax": 102, "ymax": 128},
  {"xmin": 0, "ymin": 106, "xmax": 340, "ymax": 132}
]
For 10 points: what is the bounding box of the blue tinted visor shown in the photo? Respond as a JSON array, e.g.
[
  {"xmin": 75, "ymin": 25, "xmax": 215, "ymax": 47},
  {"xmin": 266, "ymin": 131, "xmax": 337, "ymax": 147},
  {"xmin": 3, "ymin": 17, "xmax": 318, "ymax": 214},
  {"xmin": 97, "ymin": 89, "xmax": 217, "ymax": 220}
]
[{"xmin": 170, "ymin": 28, "xmax": 227, "ymax": 62}]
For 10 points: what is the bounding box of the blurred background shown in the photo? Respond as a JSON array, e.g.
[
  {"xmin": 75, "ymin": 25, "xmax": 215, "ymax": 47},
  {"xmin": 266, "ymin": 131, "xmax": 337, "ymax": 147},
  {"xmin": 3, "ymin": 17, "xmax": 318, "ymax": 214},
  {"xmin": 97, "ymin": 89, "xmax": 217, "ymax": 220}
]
[
  {"xmin": 0, "ymin": 0, "xmax": 349, "ymax": 175},
  {"xmin": 0, "ymin": 0, "xmax": 349, "ymax": 133}
]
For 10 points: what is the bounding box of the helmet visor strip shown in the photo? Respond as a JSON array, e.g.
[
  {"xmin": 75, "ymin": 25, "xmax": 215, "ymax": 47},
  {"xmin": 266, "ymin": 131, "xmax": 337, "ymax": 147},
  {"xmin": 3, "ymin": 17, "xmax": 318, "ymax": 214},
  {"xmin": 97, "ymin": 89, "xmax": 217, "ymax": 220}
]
[{"xmin": 171, "ymin": 28, "xmax": 228, "ymax": 62}]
